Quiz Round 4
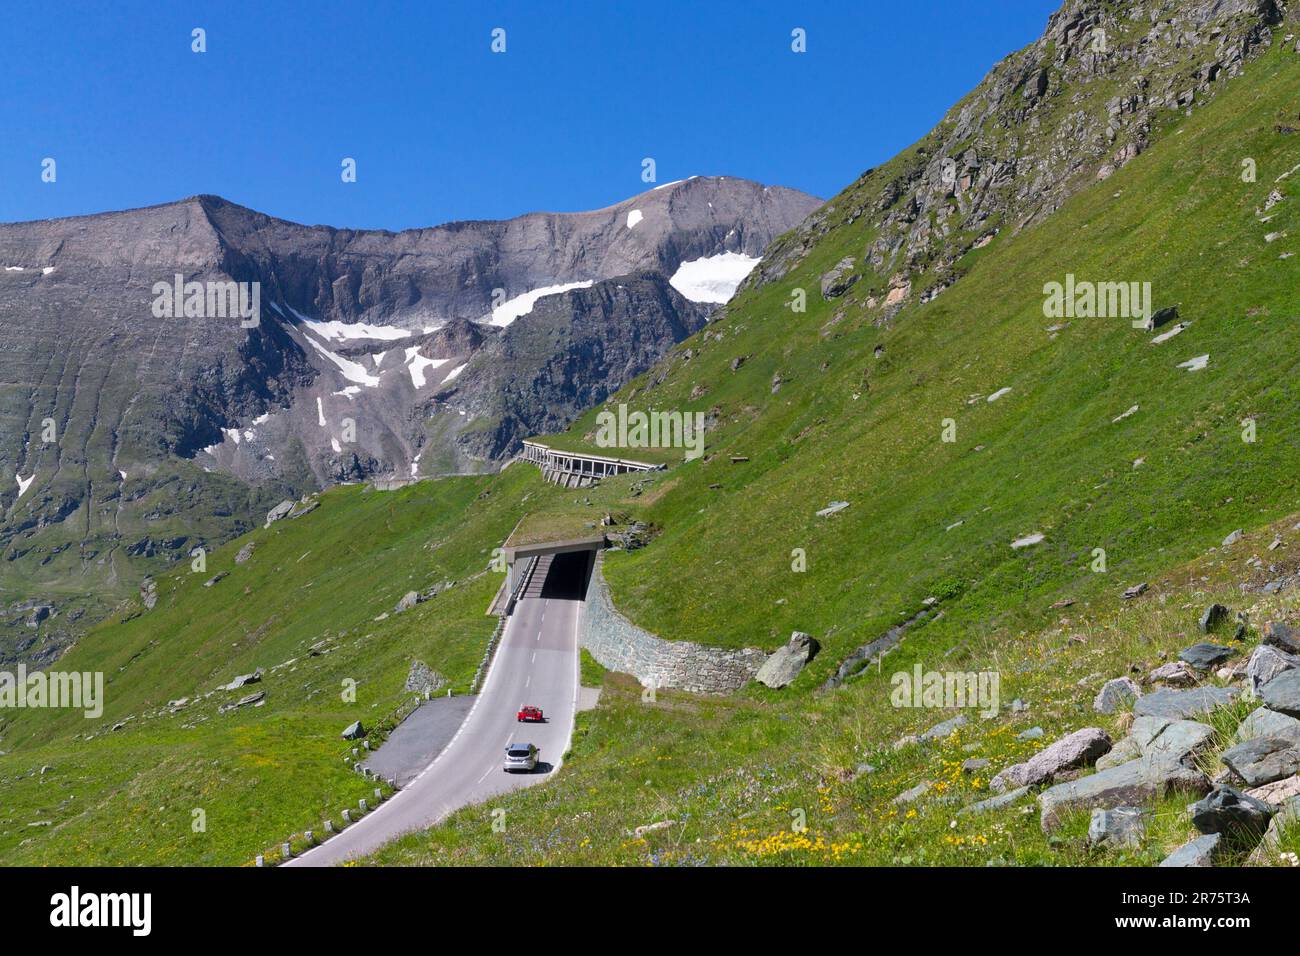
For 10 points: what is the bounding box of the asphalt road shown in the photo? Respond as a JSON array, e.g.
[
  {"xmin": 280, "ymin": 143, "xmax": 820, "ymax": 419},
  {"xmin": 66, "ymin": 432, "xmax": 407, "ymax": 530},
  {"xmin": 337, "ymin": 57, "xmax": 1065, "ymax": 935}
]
[{"xmin": 287, "ymin": 555, "xmax": 582, "ymax": 866}]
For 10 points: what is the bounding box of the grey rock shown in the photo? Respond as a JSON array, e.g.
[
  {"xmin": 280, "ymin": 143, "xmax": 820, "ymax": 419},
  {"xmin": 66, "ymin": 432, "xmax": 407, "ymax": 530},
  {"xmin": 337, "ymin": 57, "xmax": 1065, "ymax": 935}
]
[
  {"xmin": 919, "ymin": 714, "xmax": 967, "ymax": 742},
  {"xmin": 820, "ymin": 257, "xmax": 860, "ymax": 299},
  {"xmin": 1261, "ymin": 669, "xmax": 1300, "ymax": 717},
  {"xmin": 1219, "ymin": 736, "xmax": 1300, "ymax": 787},
  {"xmin": 1248, "ymin": 794, "xmax": 1300, "ymax": 863},
  {"xmin": 958, "ymin": 786, "xmax": 1031, "ymax": 816},
  {"xmin": 341, "ymin": 720, "xmax": 367, "ymax": 740},
  {"xmin": 1246, "ymin": 644, "xmax": 1300, "ymax": 695},
  {"xmin": 222, "ymin": 669, "xmax": 263, "ymax": 691},
  {"xmin": 1198, "ymin": 603, "xmax": 1230, "ymax": 633},
  {"xmin": 1017, "ymin": 726, "xmax": 1044, "ymax": 740},
  {"xmin": 1093, "ymin": 676, "xmax": 1141, "ymax": 713},
  {"xmin": 1133, "ymin": 717, "xmax": 1216, "ymax": 771},
  {"xmin": 403, "ymin": 660, "xmax": 447, "ymax": 697},
  {"xmin": 1263, "ymin": 621, "xmax": 1300, "ymax": 655},
  {"xmin": 1133, "ymin": 686, "xmax": 1239, "ymax": 720},
  {"xmin": 1149, "ymin": 660, "xmax": 1199, "ymax": 686},
  {"xmin": 990, "ymin": 727, "xmax": 1111, "ymax": 793},
  {"xmin": 1190, "ymin": 785, "xmax": 1275, "ymax": 838},
  {"xmin": 1179, "ymin": 642, "xmax": 1236, "ymax": 670},
  {"xmin": 234, "ymin": 542, "xmax": 255, "ymax": 564},
  {"xmin": 755, "ymin": 631, "xmax": 821, "ymax": 689},
  {"xmin": 1159, "ymin": 833, "xmax": 1223, "ymax": 867},
  {"xmin": 1222, "ymin": 529, "xmax": 1243, "ymax": 547},
  {"xmin": 1039, "ymin": 759, "xmax": 1209, "ymax": 830},
  {"xmin": 395, "ymin": 591, "xmax": 421, "ymax": 613},
  {"xmin": 1097, "ymin": 736, "xmax": 1142, "ymax": 770},
  {"xmin": 1123, "ymin": 582, "xmax": 1149, "ymax": 600},
  {"xmin": 960, "ymin": 757, "xmax": 990, "ymax": 774},
  {"xmin": 892, "ymin": 781, "xmax": 933, "ymax": 805},
  {"xmin": 265, "ymin": 500, "xmax": 295, "ymax": 527},
  {"xmin": 1236, "ymin": 706, "xmax": 1300, "ymax": 745},
  {"xmin": 1087, "ymin": 806, "xmax": 1147, "ymax": 849}
]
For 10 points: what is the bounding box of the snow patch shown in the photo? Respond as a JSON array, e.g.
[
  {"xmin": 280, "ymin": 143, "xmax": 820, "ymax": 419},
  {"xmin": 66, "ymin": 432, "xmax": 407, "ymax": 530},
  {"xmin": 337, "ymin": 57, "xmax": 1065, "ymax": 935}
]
[
  {"xmin": 986, "ymin": 387, "xmax": 1012, "ymax": 403},
  {"xmin": 303, "ymin": 335, "xmax": 381, "ymax": 387},
  {"xmin": 483, "ymin": 281, "xmax": 594, "ymax": 328},
  {"xmin": 330, "ymin": 438, "xmax": 342, "ymax": 453},
  {"xmin": 224, "ymin": 428, "xmax": 242, "ymax": 446},
  {"xmin": 4, "ymin": 266, "xmax": 23, "ymax": 272},
  {"xmin": 668, "ymin": 252, "xmax": 761, "ymax": 304},
  {"xmin": 333, "ymin": 386, "xmax": 362, "ymax": 399},
  {"xmin": 626, "ymin": 209, "xmax": 643, "ymax": 229},
  {"xmin": 15, "ymin": 473, "xmax": 34, "ymax": 497},
  {"xmin": 442, "ymin": 362, "xmax": 468, "ymax": 384},
  {"xmin": 1112, "ymin": 405, "xmax": 1139, "ymax": 423},
  {"xmin": 316, "ymin": 397, "xmax": 327, "ymax": 428},
  {"xmin": 1178, "ymin": 354, "xmax": 1210, "ymax": 372},
  {"xmin": 1011, "ymin": 533, "xmax": 1044, "ymax": 549},
  {"xmin": 1151, "ymin": 322, "xmax": 1188, "ymax": 345},
  {"xmin": 404, "ymin": 347, "xmax": 450, "ymax": 388}
]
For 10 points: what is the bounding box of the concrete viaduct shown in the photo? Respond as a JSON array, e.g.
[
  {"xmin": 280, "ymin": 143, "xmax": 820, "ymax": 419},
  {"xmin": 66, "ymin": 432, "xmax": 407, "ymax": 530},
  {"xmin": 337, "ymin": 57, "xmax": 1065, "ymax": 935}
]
[{"xmin": 520, "ymin": 440, "xmax": 662, "ymax": 488}]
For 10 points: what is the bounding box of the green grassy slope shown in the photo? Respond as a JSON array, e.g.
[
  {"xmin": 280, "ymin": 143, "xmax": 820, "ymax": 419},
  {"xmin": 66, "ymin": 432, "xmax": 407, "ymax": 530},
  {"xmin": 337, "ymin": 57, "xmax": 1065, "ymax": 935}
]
[
  {"xmin": 357, "ymin": 38, "xmax": 1300, "ymax": 865},
  {"xmin": 546, "ymin": 40, "xmax": 1300, "ymax": 674},
  {"xmin": 0, "ymin": 465, "xmax": 567, "ymax": 864}
]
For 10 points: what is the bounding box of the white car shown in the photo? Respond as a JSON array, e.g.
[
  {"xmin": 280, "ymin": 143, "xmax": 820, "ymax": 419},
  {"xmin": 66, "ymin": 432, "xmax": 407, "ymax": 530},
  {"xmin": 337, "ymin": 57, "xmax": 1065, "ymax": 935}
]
[{"xmin": 503, "ymin": 743, "xmax": 539, "ymax": 773}]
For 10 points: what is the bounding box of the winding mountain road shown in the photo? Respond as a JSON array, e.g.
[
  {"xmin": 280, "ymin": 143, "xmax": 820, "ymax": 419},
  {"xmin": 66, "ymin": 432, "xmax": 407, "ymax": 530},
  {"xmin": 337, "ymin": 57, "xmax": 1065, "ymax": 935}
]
[{"xmin": 287, "ymin": 555, "xmax": 583, "ymax": 866}]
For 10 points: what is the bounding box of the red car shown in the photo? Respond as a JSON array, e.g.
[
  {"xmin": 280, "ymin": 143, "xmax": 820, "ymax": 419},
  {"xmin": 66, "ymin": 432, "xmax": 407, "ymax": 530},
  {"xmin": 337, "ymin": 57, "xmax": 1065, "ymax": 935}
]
[{"xmin": 517, "ymin": 705, "xmax": 545, "ymax": 723}]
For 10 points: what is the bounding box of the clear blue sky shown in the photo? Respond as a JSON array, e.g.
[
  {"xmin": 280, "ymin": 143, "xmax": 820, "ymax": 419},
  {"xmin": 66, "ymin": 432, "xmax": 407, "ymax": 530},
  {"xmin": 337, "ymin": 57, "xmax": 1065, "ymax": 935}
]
[{"xmin": 0, "ymin": 0, "xmax": 1061, "ymax": 231}]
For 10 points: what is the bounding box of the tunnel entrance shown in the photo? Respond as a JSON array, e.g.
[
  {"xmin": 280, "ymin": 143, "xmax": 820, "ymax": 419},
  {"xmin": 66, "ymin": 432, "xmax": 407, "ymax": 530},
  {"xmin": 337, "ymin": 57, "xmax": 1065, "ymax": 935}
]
[{"xmin": 522, "ymin": 549, "xmax": 594, "ymax": 602}]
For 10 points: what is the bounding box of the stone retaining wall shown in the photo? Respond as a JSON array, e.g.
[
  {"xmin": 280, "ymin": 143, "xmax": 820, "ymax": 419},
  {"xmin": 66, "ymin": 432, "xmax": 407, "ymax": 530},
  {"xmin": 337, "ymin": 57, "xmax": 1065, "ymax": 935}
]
[{"xmin": 582, "ymin": 553, "xmax": 767, "ymax": 694}]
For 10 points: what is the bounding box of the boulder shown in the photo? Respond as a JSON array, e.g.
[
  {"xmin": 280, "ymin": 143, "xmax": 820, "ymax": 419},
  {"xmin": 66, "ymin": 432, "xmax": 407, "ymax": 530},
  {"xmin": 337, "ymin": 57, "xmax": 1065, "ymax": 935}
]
[
  {"xmin": 341, "ymin": 721, "xmax": 366, "ymax": 740},
  {"xmin": 1149, "ymin": 660, "xmax": 1198, "ymax": 687},
  {"xmin": 958, "ymin": 786, "xmax": 1031, "ymax": 816},
  {"xmin": 755, "ymin": 631, "xmax": 821, "ymax": 689},
  {"xmin": 819, "ymin": 257, "xmax": 859, "ymax": 299},
  {"xmin": 265, "ymin": 499, "xmax": 294, "ymax": 527},
  {"xmin": 1087, "ymin": 806, "xmax": 1147, "ymax": 849},
  {"xmin": 918, "ymin": 714, "xmax": 967, "ymax": 742},
  {"xmin": 1178, "ymin": 642, "xmax": 1236, "ymax": 670},
  {"xmin": 1248, "ymin": 795, "xmax": 1300, "ymax": 863},
  {"xmin": 990, "ymin": 727, "xmax": 1111, "ymax": 793},
  {"xmin": 1122, "ymin": 582, "xmax": 1149, "ymax": 600},
  {"xmin": 1190, "ymin": 785, "xmax": 1275, "ymax": 838},
  {"xmin": 1263, "ymin": 621, "xmax": 1300, "ymax": 655},
  {"xmin": 1246, "ymin": 645, "xmax": 1300, "ymax": 695},
  {"xmin": 1237, "ymin": 707, "xmax": 1300, "ymax": 747},
  {"xmin": 960, "ymin": 757, "xmax": 990, "ymax": 774},
  {"xmin": 892, "ymin": 781, "xmax": 932, "ymax": 805},
  {"xmin": 1133, "ymin": 686, "xmax": 1239, "ymax": 720},
  {"xmin": 1132, "ymin": 716, "xmax": 1216, "ymax": 771},
  {"xmin": 1219, "ymin": 736, "xmax": 1300, "ymax": 787},
  {"xmin": 1094, "ymin": 676, "xmax": 1141, "ymax": 713},
  {"xmin": 1260, "ymin": 669, "xmax": 1300, "ymax": 717},
  {"xmin": 1159, "ymin": 833, "xmax": 1223, "ymax": 867},
  {"xmin": 1039, "ymin": 759, "xmax": 1209, "ymax": 830},
  {"xmin": 234, "ymin": 542, "xmax": 255, "ymax": 565},
  {"xmin": 1198, "ymin": 603, "xmax": 1230, "ymax": 633},
  {"xmin": 1245, "ymin": 774, "xmax": 1300, "ymax": 805},
  {"xmin": 1017, "ymin": 726, "xmax": 1044, "ymax": 740},
  {"xmin": 1096, "ymin": 736, "xmax": 1141, "ymax": 770},
  {"xmin": 222, "ymin": 669, "xmax": 263, "ymax": 691},
  {"xmin": 395, "ymin": 591, "xmax": 421, "ymax": 613}
]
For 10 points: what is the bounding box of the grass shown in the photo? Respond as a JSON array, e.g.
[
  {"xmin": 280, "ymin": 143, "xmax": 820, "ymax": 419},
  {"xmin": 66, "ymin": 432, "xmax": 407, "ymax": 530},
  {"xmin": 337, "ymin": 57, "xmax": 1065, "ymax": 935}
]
[{"xmin": 0, "ymin": 466, "xmax": 572, "ymax": 864}]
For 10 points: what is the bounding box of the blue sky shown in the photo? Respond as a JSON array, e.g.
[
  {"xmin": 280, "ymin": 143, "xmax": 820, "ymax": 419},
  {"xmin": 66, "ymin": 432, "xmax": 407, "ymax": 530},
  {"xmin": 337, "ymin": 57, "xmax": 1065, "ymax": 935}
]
[{"xmin": 0, "ymin": 0, "xmax": 1061, "ymax": 230}]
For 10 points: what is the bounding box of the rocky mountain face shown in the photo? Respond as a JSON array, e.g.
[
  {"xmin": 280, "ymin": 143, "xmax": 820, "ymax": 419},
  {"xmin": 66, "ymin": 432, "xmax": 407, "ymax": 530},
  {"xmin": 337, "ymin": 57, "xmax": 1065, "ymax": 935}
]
[
  {"xmin": 750, "ymin": 0, "xmax": 1287, "ymax": 313},
  {"xmin": 0, "ymin": 176, "xmax": 819, "ymax": 662}
]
